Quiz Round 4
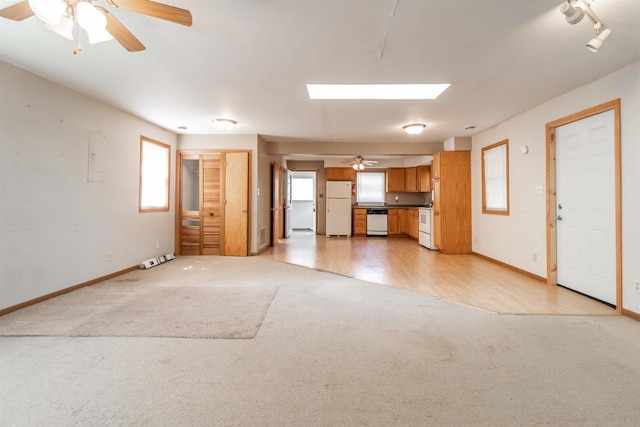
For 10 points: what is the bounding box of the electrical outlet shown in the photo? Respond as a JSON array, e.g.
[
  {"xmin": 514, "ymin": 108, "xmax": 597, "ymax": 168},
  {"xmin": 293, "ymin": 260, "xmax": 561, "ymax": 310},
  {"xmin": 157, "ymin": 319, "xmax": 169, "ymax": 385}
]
[
  {"xmin": 532, "ymin": 252, "xmax": 537, "ymax": 263},
  {"xmin": 108, "ymin": 251, "xmax": 113, "ymax": 262},
  {"xmin": 535, "ymin": 185, "xmax": 544, "ymax": 195},
  {"xmin": 634, "ymin": 281, "xmax": 640, "ymax": 293}
]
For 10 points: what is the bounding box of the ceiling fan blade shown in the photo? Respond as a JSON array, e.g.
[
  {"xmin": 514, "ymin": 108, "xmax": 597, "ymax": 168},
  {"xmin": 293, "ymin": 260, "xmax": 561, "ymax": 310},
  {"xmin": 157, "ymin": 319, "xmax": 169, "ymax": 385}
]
[
  {"xmin": 108, "ymin": 0, "xmax": 192, "ymax": 26},
  {"xmin": 96, "ymin": 6, "xmax": 145, "ymax": 52},
  {"xmin": 0, "ymin": 1, "xmax": 34, "ymax": 21}
]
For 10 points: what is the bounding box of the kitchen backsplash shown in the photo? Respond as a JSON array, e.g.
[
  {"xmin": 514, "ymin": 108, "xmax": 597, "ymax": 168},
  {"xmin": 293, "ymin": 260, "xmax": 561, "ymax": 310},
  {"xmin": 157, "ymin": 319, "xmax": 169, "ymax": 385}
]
[{"xmin": 385, "ymin": 192, "xmax": 431, "ymax": 206}]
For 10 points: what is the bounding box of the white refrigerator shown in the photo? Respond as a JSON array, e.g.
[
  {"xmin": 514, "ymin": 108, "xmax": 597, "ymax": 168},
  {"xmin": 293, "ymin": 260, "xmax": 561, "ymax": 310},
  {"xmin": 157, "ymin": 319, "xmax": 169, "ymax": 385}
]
[{"xmin": 326, "ymin": 181, "xmax": 352, "ymax": 237}]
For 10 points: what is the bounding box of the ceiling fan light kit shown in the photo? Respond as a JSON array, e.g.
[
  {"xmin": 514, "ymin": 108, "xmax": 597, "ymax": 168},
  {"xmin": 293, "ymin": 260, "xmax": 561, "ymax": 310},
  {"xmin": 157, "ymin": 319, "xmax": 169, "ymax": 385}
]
[
  {"xmin": 560, "ymin": 0, "xmax": 612, "ymax": 52},
  {"xmin": 403, "ymin": 123, "xmax": 426, "ymax": 135},
  {"xmin": 1, "ymin": 0, "xmax": 193, "ymax": 53}
]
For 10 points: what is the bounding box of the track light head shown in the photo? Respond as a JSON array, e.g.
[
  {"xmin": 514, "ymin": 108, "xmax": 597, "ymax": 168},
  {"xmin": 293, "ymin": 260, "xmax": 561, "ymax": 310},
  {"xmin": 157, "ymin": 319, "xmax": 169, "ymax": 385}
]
[
  {"xmin": 586, "ymin": 27, "xmax": 612, "ymax": 52},
  {"xmin": 560, "ymin": 1, "xmax": 585, "ymax": 25}
]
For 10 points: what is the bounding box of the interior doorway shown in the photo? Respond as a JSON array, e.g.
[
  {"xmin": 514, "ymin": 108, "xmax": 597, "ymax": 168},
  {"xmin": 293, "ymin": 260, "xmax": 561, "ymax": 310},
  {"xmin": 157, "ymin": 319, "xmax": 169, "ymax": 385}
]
[
  {"xmin": 546, "ymin": 99, "xmax": 621, "ymax": 311},
  {"xmin": 290, "ymin": 171, "xmax": 317, "ymax": 233}
]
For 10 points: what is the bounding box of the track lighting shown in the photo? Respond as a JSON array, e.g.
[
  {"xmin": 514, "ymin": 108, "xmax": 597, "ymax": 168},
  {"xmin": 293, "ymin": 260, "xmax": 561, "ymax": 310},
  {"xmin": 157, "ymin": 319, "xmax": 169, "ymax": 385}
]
[
  {"xmin": 560, "ymin": 0, "xmax": 612, "ymax": 52},
  {"xmin": 560, "ymin": 1, "xmax": 584, "ymax": 25},
  {"xmin": 586, "ymin": 25, "xmax": 612, "ymax": 52}
]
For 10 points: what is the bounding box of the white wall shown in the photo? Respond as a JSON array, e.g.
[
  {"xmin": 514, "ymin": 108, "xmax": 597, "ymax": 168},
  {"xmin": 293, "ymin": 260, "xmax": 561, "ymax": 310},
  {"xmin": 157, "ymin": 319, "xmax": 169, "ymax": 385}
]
[
  {"xmin": 178, "ymin": 134, "xmax": 261, "ymax": 254},
  {"xmin": 471, "ymin": 61, "xmax": 640, "ymax": 314},
  {"xmin": 0, "ymin": 61, "xmax": 177, "ymax": 310}
]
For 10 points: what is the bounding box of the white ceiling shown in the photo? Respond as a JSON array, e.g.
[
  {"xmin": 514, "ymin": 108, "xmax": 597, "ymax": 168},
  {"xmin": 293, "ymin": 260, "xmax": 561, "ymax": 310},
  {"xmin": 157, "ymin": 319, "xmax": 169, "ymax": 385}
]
[{"xmin": 1, "ymin": 0, "xmax": 639, "ymax": 152}]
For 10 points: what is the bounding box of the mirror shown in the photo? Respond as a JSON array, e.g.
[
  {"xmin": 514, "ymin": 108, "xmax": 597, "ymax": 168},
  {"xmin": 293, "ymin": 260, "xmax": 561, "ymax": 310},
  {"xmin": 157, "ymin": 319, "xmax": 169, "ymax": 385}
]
[{"xmin": 182, "ymin": 158, "xmax": 200, "ymax": 211}]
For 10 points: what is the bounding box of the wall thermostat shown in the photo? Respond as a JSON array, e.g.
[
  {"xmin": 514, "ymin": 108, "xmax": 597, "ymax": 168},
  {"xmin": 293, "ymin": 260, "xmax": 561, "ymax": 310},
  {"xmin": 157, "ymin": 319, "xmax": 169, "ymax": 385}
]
[{"xmin": 520, "ymin": 144, "xmax": 529, "ymax": 154}]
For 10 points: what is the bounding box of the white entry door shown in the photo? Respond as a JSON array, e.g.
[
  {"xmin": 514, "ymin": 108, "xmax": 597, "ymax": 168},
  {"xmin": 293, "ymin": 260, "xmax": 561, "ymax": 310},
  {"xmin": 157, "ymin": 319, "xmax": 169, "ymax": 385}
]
[{"xmin": 556, "ymin": 110, "xmax": 615, "ymax": 305}]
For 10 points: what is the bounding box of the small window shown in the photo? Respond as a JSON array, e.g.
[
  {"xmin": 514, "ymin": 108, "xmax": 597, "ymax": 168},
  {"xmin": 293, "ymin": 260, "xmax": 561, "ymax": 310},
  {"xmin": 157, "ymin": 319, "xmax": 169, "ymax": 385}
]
[
  {"xmin": 291, "ymin": 177, "xmax": 314, "ymax": 201},
  {"xmin": 139, "ymin": 137, "xmax": 170, "ymax": 212},
  {"xmin": 482, "ymin": 139, "xmax": 509, "ymax": 215},
  {"xmin": 357, "ymin": 172, "xmax": 385, "ymax": 203}
]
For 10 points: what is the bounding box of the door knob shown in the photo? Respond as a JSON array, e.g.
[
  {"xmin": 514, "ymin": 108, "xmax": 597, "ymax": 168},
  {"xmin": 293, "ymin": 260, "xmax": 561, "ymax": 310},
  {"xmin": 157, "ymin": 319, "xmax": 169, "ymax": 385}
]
[
  {"xmin": 241, "ymin": 208, "xmax": 247, "ymax": 213},
  {"xmin": 554, "ymin": 215, "xmax": 563, "ymax": 221}
]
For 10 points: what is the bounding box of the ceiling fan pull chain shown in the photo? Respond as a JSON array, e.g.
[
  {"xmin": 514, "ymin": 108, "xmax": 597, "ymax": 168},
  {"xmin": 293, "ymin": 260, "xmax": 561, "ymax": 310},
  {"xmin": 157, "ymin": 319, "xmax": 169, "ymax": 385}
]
[{"xmin": 73, "ymin": 11, "xmax": 82, "ymax": 55}]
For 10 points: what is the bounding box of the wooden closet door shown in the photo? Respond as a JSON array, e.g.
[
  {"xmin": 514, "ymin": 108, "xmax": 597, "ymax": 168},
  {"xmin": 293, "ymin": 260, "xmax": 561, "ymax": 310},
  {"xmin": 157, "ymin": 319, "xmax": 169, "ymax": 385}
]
[
  {"xmin": 180, "ymin": 155, "xmax": 201, "ymax": 255},
  {"xmin": 224, "ymin": 152, "xmax": 249, "ymax": 256},
  {"xmin": 202, "ymin": 155, "xmax": 222, "ymax": 255}
]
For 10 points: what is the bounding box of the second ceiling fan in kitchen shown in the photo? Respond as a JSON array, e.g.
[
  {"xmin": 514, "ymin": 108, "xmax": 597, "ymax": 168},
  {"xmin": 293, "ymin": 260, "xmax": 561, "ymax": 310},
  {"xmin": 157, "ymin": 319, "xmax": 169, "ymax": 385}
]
[{"xmin": 345, "ymin": 156, "xmax": 378, "ymax": 171}]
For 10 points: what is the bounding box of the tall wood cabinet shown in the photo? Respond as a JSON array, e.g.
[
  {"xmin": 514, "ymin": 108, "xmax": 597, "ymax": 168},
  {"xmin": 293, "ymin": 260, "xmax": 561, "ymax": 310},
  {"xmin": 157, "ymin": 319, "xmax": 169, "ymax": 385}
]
[{"xmin": 432, "ymin": 151, "xmax": 471, "ymax": 254}]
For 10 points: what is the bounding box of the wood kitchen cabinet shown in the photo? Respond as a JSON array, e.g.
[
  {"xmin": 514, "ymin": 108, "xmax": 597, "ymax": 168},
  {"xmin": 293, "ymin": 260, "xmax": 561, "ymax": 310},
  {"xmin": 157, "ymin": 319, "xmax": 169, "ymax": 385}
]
[
  {"xmin": 397, "ymin": 209, "xmax": 407, "ymax": 234},
  {"xmin": 404, "ymin": 167, "xmax": 417, "ymax": 192},
  {"xmin": 353, "ymin": 208, "xmax": 367, "ymax": 236},
  {"xmin": 326, "ymin": 167, "xmax": 356, "ymax": 181},
  {"xmin": 408, "ymin": 210, "xmax": 419, "ymax": 240},
  {"xmin": 417, "ymin": 165, "xmax": 431, "ymax": 192},
  {"xmin": 387, "ymin": 209, "xmax": 399, "ymax": 235},
  {"xmin": 432, "ymin": 151, "xmax": 471, "ymax": 254},
  {"xmin": 386, "ymin": 168, "xmax": 405, "ymax": 192}
]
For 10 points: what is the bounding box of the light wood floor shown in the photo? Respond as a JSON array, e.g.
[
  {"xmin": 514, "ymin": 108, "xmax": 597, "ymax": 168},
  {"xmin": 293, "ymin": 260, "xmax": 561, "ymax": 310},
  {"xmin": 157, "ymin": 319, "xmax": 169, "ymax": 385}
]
[{"xmin": 261, "ymin": 234, "xmax": 617, "ymax": 316}]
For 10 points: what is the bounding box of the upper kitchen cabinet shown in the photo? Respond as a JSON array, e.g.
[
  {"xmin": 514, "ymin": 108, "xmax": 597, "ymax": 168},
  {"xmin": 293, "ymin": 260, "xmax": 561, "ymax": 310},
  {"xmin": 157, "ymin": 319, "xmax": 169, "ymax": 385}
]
[
  {"xmin": 432, "ymin": 151, "xmax": 471, "ymax": 254},
  {"xmin": 386, "ymin": 168, "xmax": 405, "ymax": 192},
  {"xmin": 326, "ymin": 167, "xmax": 356, "ymax": 181},
  {"xmin": 417, "ymin": 165, "xmax": 431, "ymax": 192},
  {"xmin": 404, "ymin": 167, "xmax": 417, "ymax": 192}
]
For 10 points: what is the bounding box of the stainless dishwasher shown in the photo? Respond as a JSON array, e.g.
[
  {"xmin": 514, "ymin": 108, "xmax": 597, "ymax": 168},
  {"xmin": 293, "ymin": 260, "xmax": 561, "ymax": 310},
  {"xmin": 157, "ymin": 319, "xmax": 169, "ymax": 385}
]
[{"xmin": 366, "ymin": 209, "xmax": 388, "ymax": 236}]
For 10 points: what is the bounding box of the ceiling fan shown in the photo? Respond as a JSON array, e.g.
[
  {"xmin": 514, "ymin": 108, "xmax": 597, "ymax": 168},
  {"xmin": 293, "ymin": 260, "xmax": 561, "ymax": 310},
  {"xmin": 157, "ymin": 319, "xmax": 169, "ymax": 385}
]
[
  {"xmin": 344, "ymin": 155, "xmax": 378, "ymax": 171},
  {"xmin": 0, "ymin": 0, "xmax": 192, "ymax": 53}
]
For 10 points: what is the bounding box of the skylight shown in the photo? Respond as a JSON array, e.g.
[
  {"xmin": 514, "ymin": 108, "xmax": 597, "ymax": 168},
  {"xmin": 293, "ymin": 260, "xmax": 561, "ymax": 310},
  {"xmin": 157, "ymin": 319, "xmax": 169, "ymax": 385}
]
[{"xmin": 306, "ymin": 84, "xmax": 450, "ymax": 100}]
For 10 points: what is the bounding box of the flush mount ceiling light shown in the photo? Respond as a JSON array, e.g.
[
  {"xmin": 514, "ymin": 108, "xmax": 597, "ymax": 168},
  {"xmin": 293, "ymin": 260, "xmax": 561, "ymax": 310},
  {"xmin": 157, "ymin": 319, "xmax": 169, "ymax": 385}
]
[
  {"xmin": 403, "ymin": 124, "xmax": 426, "ymax": 135},
  {"xmin": 306, "ymin": 84, "xmax": 450, "ymax": 100},
  {"xmin": 213, "ymin": 119, "xmax": 237, "ymax": 131},
  {"xmin": 560, "ymin": 0, "xmax": 612, "ymax": 52}
]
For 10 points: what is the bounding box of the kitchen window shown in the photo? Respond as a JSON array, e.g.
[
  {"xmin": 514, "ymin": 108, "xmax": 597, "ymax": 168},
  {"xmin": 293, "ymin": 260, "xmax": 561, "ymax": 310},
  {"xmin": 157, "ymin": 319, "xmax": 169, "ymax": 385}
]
[
  {"xmin": 139, "ymin": 136, "xmax": 171, "ymax": 212},
  {"xmin": 482, "ymin": 139, "xmax": 509, "ymax": 215},
  {"xmin": 357, "ymin": 172, "xmax": 385, "ymax": 203}
]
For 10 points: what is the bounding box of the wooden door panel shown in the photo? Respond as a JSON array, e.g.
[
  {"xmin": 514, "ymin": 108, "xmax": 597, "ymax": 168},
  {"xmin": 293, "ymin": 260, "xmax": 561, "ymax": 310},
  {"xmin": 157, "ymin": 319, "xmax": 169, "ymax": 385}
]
[
  {"xmin": 202, "ymin": 216, "xmax": 221, "ymax": 255},
  {"xmin": 181, "ymin": 222, "xmax": 201, "ymax": 255},
  {"xmin": 225, "ymin": 152, "xmax": 249, "ymax": 256},
  {"xmin": 202, "ymin": 155, "xmax": 221, "ymax": 254}
]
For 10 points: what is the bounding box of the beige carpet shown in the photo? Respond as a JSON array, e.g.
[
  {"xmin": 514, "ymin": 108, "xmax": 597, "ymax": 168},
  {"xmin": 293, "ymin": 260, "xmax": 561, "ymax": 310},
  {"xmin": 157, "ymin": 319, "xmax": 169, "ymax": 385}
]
[
  {"xmin": 0, "ymin": 279, "xmax": 278, "ymax": 339},
  {"xmin": 1, "ymin": 256, "xmax": 639, "ymax": 427}
]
